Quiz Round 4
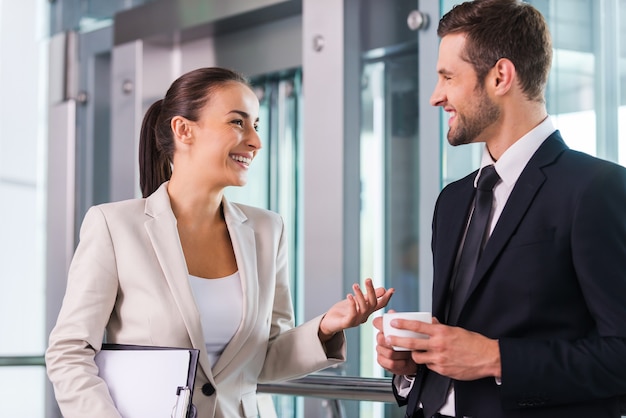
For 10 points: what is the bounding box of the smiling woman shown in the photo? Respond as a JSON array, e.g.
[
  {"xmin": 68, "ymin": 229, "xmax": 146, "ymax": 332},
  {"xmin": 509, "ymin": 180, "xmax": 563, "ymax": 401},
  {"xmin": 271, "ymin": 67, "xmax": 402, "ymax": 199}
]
[
  {"xmin": 137, "ymin": 68, "xmax": 256, "ymax": 197},
  {"xmin": 168, "ymin": 80, "xmax": 261, "ymax": 194},
  {"xmin": 44, "ymin": 67, "xmax": 394, "ymax": 418}
]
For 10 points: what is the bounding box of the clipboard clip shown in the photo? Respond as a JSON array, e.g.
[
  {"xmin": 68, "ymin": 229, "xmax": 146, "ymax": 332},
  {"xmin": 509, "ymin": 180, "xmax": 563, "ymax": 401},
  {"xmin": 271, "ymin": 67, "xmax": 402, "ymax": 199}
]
[{"xmin": 171, "ymin": 386, "xmax": 196, "ymax": 418}]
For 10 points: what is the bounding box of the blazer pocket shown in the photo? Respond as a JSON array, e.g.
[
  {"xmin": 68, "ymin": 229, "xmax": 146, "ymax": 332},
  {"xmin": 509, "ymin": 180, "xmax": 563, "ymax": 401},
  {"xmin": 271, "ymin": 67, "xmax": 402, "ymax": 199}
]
[
  {"xmin": 241, "ymin": 391, "xmax": 258, "ymax": 418},
  {"xmin": 509, "ymin": 227, "xmax": 556, "ymax": 247}
]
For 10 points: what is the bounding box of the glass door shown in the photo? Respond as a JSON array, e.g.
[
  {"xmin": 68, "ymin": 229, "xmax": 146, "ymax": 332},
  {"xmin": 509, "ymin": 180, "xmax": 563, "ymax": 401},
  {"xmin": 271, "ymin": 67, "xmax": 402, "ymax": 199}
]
[
  {"xmin": 356, "ymin": 1, "xmax": 442, "ymax": 417},
  {"xmin": 360, "ymin": 48, "xmax": 420, "ymax": 418}
]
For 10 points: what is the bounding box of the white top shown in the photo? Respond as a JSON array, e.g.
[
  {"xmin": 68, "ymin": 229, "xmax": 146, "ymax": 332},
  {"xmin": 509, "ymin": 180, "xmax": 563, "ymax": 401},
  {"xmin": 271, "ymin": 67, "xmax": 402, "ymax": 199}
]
[{"xmin": 188, "ymin": 271, "xmax": 243, "ymax": 367}]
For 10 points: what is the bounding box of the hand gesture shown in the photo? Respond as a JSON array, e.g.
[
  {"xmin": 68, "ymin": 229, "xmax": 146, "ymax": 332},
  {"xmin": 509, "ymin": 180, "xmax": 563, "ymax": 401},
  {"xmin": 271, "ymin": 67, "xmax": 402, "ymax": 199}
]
[{"xmin": 318, "ymin": 278, "xmax": 393, "ymax": 342}]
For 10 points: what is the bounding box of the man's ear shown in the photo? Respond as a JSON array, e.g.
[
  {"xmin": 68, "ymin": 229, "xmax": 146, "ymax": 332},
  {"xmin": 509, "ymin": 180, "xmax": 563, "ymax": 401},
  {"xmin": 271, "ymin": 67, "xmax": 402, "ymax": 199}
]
[
  {"xmin": 489, "ymin": 58, "xmax": 516, "ymax": 96},
  {"xmin": 171, "ymin": 115, "xmax": 193, "ymax": 144}
]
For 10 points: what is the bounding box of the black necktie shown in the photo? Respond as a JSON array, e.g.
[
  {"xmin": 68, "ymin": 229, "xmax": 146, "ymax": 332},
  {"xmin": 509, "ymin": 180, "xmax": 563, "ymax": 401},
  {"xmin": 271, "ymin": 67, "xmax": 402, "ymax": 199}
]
[
  {"xmin": 419, "ymin": 164, "xmax": 500, "ymax": 418},
  {"xmin": 446, "ymin": 164, "xmax": 500, "ymax": 325}
]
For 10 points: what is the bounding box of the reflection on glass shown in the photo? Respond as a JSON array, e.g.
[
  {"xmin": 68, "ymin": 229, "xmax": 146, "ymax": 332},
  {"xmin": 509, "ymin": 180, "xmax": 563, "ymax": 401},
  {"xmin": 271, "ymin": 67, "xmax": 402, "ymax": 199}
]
[
  {"xmin": 360, "ymin": 50, "xmax": 420, "ymax": 361},
  {"xmin": 49, "ymin": 0, "xmax": 159, "ymax": 34}
]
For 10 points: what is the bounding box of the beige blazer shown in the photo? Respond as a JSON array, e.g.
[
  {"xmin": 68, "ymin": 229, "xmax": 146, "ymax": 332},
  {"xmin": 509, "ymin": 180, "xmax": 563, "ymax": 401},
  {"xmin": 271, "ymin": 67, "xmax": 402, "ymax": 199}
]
[{"xmin": 46, "ymin": 182, "xmax": 346, "ymax": 418}]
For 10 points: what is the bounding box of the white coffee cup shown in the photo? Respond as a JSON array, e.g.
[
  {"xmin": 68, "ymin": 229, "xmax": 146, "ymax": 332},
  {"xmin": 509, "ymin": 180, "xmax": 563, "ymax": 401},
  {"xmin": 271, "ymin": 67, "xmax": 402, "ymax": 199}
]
[{"xmin": 382, "ymin": 311, "xmax": 432, "ymax": 351}]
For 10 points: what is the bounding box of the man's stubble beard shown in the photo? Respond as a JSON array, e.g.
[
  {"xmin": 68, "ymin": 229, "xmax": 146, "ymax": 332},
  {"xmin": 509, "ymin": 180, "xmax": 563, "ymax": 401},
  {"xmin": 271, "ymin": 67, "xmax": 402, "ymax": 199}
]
[{"xmin": 447, "ymin": 85, "xmax": 500, "ymax": 147}]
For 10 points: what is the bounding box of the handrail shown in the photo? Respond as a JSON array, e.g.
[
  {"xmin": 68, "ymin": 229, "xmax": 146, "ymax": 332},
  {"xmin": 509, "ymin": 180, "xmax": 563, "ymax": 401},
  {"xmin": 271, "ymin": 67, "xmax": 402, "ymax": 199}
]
[
  {"xmin": 0, "ymin": 356, "xmax": 45, "ymax": 367},
  {"xmin": 1, "ymin": 358, "xmax": 395, "ymax": 406},
  {"xmin": 257, "ymin": 374, "xmax": 395, "ymax": 403}
]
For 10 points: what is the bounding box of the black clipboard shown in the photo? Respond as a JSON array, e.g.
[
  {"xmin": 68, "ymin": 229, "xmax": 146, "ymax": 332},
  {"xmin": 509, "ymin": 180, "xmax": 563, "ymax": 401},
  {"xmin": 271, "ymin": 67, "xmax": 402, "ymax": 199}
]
[{"xmin": 95, "ymin": 344, "xmax": 199, "ymax": 418}]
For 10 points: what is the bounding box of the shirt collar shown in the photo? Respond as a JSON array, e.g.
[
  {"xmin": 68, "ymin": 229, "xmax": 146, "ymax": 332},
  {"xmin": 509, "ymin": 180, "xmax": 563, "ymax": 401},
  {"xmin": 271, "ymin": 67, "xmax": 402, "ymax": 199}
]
[{"xmin": 476, "ymin": 116, "xmax": 556, "ymax": 188}]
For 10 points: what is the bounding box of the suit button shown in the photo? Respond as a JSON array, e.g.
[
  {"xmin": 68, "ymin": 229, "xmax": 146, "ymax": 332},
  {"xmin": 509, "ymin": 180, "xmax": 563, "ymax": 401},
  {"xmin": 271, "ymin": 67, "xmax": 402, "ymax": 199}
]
[{"xmin": 202, "ymin": 383, "xmax": 215, "ymax": 396}]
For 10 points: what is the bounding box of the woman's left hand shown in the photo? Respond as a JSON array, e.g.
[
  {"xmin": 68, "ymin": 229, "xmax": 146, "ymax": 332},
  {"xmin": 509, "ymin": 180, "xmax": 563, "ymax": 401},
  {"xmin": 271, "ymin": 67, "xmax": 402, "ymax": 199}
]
[{"xmin": 318, "ymin": 278, "xmax": 394, "ymax": 342}]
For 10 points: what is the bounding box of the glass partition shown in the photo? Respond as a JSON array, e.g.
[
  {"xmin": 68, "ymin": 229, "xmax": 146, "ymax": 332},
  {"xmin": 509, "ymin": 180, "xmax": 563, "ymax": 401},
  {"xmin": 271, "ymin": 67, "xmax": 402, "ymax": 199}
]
[
  {"xmin": 48, "ymin": 0, "xmax": 157, "ymax": 34},
  {"xmin": 357, "ymin": 2, "xmax": 423, "ymax": 417},
  {"xmin": 361, "ymin": 51, "xmax": 420, "ymax": 314},
  {"xmin": 0, "ymin": 367, "xmax": 47, "ymax": 417},
  {"xmin": 0, "ymin": 0, "xmax": 49, "ymax": 414}
]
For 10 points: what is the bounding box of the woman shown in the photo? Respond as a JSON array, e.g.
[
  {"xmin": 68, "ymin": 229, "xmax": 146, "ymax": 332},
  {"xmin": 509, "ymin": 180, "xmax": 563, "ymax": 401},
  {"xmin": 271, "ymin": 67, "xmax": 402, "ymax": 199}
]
[{"xmin": 45, "ymin": 67, "xmax": 393, "ymax": 418}]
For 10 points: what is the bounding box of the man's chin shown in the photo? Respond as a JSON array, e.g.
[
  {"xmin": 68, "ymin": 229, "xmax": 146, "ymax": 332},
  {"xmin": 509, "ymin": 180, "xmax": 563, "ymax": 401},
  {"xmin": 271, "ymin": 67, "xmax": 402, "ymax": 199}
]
[{"xmin": 447, "ymin": 135, "xmax": 473, "ymax": 147}]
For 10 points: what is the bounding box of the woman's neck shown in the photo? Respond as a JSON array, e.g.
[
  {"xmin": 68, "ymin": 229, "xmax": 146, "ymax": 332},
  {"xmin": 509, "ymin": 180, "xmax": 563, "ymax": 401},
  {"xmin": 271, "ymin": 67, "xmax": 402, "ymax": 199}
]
[{"xmin": 167, "ymin": 177, "xmax": 224, "ymax": 225}]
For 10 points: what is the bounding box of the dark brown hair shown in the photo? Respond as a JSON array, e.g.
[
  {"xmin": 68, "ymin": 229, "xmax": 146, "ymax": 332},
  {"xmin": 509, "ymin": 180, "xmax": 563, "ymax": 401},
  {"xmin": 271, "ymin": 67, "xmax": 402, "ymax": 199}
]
[
  {"xmin": 438, "ymin": 0, "xmax": 552, "ymax": 102},
  {"xmin": 139, "ymin": 67, "xmax": 249, "ymax": 197}
]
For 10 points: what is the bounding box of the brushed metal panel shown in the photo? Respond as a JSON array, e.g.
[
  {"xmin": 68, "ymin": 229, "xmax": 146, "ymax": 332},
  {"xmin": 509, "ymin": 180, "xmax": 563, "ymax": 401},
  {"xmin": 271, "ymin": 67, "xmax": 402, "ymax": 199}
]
[{"xmin": 114, "ymin": 0, "xmax": 301, "ymax": 46}]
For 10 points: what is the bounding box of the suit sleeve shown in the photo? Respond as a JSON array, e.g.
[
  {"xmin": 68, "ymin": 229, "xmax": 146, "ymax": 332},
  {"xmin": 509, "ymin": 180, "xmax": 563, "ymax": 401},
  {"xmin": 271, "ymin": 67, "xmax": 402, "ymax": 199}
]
[
  {"xmin": 45, "ymin": 206, "xmax": 122, "ymax": 418},
  {"xmin": 499, "ymin": 162, "xmax": 626, "ymax": 408},
  {"xmin": 258, "ymin": 219, "xmax": 346, "ymax": 383}
]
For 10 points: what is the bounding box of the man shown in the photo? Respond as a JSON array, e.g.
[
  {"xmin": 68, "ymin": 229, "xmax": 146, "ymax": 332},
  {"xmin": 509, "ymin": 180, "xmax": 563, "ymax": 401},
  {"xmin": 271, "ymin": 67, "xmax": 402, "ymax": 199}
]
[{"xmin": 373, "ymin": 1, "xmax": 626, "ymax": 417}]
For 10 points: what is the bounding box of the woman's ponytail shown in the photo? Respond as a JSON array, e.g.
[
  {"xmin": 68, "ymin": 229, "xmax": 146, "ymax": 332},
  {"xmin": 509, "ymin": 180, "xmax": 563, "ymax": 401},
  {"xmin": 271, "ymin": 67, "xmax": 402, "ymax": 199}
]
[{"xmin": 139, "ymin": 99, "xmax": 172, "ymax": 198}]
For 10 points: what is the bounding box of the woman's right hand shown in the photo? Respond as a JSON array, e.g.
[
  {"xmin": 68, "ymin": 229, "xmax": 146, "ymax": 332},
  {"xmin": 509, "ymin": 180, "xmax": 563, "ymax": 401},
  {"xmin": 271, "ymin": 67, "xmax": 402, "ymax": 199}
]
[{"xmin": 318, "ymin": 278, "xmax": 393, "ymax": 342}]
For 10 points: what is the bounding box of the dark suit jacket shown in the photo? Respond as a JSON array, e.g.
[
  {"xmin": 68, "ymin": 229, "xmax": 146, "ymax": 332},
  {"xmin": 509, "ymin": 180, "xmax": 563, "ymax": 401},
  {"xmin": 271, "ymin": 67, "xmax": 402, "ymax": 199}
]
[{"xmin": 404, "ymin": 132, "xmax": 626, "ymax": 418}]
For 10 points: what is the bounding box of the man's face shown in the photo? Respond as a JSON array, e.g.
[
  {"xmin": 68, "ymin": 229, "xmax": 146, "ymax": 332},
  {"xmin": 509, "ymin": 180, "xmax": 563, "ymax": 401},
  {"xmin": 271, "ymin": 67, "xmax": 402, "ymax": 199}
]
[{"xmin": 430, "ymin": 33, "xmax": 500, "ymax": 146}]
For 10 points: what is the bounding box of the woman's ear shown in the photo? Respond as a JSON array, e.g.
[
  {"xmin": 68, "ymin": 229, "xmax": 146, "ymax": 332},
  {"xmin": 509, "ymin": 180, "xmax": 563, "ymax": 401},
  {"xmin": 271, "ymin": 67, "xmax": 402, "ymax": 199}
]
[{"xmin": 171, "ymin": 116, "xmax": 193, "ymax": 144}]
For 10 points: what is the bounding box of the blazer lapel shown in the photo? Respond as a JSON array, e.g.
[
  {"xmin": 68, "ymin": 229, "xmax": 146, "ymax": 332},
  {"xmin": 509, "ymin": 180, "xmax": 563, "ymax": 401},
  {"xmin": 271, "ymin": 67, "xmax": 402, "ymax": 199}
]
[
  {"xmin": 211, "ymin": 198, "xmax": 259, "ymax": 378},
  {"xmin": 464, "ymin": 132, "xmax": 568, "ymax": 304},
  {"xmin": 432, "ymin": 178, "xmax": 476, "ymax": 319},
  {"xmin": 143, "ymin": 182, "xmax": 215, "ymax": 383}
]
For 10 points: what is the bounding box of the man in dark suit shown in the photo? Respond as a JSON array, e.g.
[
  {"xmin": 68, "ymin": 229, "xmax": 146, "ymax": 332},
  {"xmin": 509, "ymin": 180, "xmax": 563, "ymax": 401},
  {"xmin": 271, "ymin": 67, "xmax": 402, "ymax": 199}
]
[{"xmin": 373, "ymin": 1, "xmax": 626, "ymax": 417}]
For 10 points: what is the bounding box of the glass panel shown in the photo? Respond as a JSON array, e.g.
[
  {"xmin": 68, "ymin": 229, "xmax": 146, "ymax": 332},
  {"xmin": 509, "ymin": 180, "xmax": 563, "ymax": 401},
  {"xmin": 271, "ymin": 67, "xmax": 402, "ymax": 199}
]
[
  {"xmin": 358, "ymin": 11, "xmax": 423, "ymax": 418},
  {"xmin": 358, "ymin": 5, "xmax": 422, "ymax": 407},
  {"xmin": 360, "ymin": 50, "xmax": 419, "ymax": 418},
  {"xmin": 360, "ymin": 53, "xmax": 420, "ymax": 315},
  {"xmin": 539, "ymin": 0, "xmax": 599, "ymax": 156},
  {"xmin": 0, "ymin": 184, "xmax": 45, "ymax": 356},
  {"xmin": 0, "ymin": 367, "xmax": 46, "ymax": 417},
  {"xmin": 49, "ymin": 0, "xmax": 158, "ymax": 35},
  {"xmin": 0, "ymin": 0, "xmax": 47, "ymax": 356},
  {"xmin": 275, "ymin": 73, "xmax": 302, "ymax": 322}
]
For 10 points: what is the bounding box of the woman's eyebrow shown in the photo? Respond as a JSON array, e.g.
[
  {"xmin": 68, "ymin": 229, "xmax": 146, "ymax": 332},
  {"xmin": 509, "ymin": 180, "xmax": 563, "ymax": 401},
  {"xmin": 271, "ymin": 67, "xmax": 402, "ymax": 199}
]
[{"xmin": 228, "ymin": 109, "xmax": 259, "ymax": 123}]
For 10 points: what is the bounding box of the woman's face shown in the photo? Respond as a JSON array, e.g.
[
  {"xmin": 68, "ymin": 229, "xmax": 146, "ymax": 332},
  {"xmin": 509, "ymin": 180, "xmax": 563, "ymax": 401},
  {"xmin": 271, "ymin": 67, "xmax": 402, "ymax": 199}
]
[{"xmin": 188, "ymin": 81, "xmax": 261, "ymax": 188}]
